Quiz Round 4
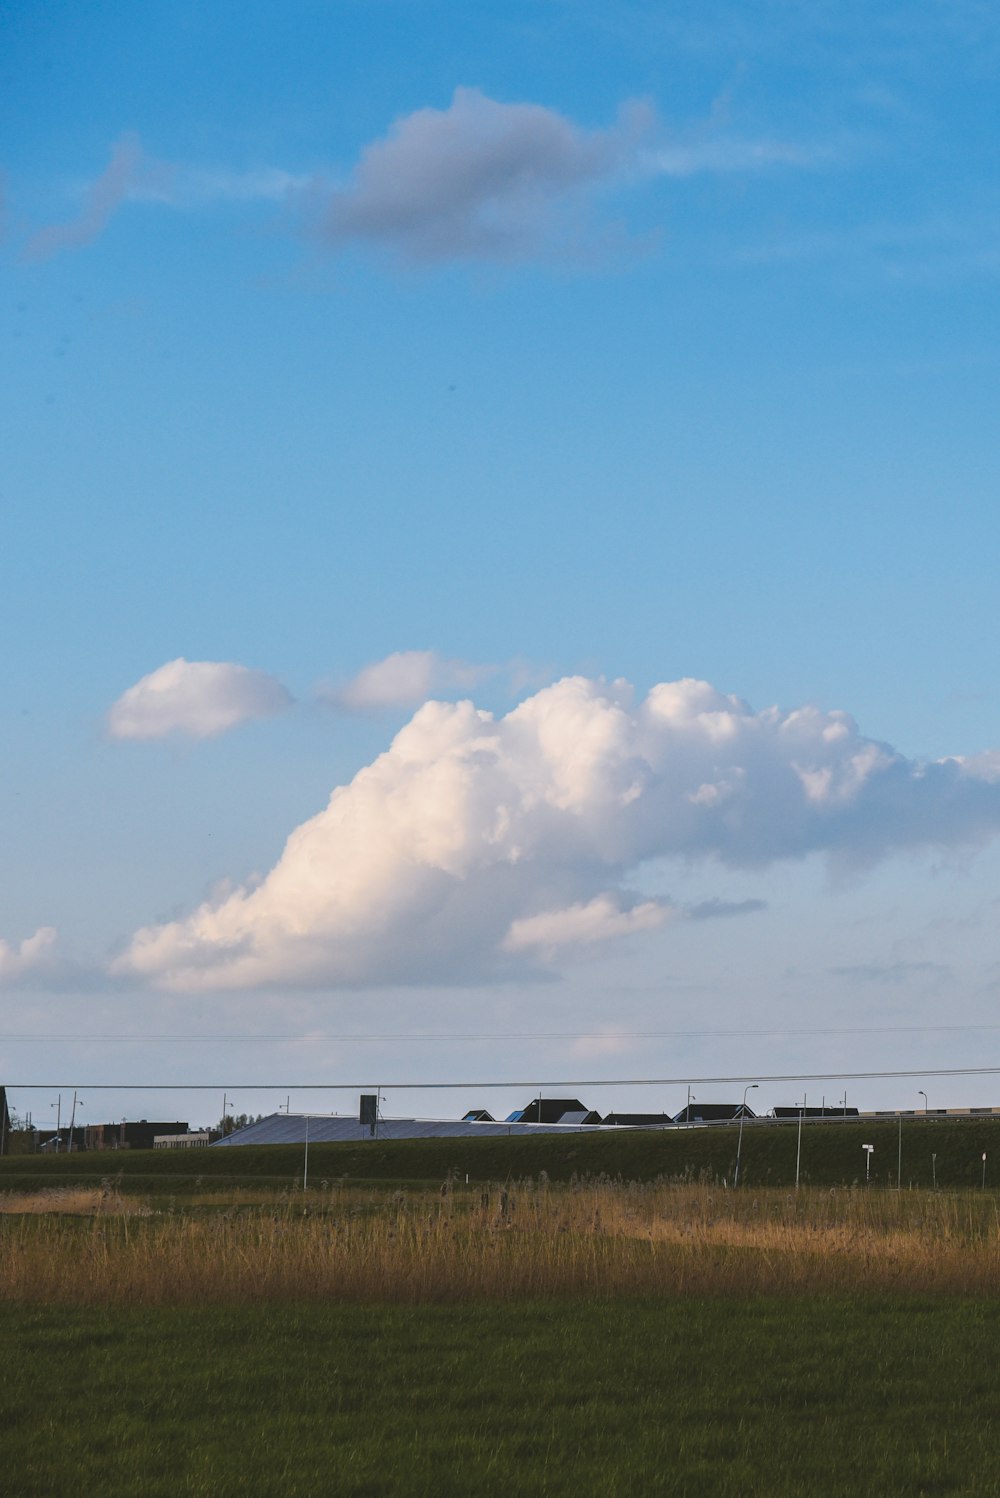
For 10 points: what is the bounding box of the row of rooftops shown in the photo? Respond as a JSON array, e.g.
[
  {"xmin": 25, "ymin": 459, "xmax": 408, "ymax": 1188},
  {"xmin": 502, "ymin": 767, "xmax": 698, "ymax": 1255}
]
[{"xmin": 466, "ymin": 1098, "xmax": 863, "ymax": 1127}]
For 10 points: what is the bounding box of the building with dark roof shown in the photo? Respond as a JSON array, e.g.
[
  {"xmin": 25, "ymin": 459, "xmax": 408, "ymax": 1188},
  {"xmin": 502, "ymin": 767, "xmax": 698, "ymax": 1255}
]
[
  {"xmin": 771, "ymin": 1106, "xmax": 859, "ymax": 1119},
  {"xmin": 511, "ymin": 1098, "xmax": 596, "ymax": 1125},
  {"xmin": 674, "ymin": 1102, "xmax": 757, "ymax": 1124},
  {"xmin": 603, "ymin": 1112, "xmax": 675, "ymax": 1127}
]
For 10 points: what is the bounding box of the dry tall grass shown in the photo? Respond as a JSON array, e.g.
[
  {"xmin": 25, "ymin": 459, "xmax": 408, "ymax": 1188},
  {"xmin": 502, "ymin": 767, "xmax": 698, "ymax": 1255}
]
[
  {"xmin": 3, "ymin": 1180, "xmax": 1000, "ymax": 1305},
  {"xmin": 0, "ymin": 1185, "xmax": 150, "ymax": 1217}
]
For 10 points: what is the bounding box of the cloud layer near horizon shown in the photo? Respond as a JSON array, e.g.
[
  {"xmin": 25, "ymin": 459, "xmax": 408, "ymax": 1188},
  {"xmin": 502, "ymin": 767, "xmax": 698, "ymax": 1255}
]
[
  {"xmin": 108, "ymin": 658, "xmax": 291, "ymax": 741},
  {"xmin": 114, "ymin": 674, "xmax": 1000, "ymax": 992}
]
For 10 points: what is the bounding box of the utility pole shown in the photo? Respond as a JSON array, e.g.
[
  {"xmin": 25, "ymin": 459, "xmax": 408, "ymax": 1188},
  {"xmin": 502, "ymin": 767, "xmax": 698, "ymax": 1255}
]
[
  {"xmin": 66, "ymin": 1092, "xmax": 82, "ymax": 1153},
  {"xmin": 795, "ymin": 1094, "xmax": 805, "ymax": 1189},
  {"xmin": 734, "ymin": 1083, "xmax": 758, "ymax": 1187}
]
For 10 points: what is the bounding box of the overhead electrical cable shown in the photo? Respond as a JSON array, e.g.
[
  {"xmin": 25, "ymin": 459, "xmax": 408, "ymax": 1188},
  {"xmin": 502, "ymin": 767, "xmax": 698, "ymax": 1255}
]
[{"xmin": 10, "ymin": 1065, "xmax": 1000, "ymax": 1091}]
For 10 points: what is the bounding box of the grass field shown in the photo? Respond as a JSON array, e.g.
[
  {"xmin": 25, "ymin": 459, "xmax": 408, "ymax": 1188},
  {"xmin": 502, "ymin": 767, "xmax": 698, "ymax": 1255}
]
[
  {"xmin": 6, "ymin": 1136, "xmax": 1000, "ymax": 1494},
  {"xmin": 3, "ymin": 1297, "xmax": 1000, "ymax": 1496}
]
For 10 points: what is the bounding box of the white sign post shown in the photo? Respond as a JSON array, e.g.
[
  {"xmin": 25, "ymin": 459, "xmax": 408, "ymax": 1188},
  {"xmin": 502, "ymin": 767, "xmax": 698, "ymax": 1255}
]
[{"xmin": 863, "ymin": 1143, "xmax": 875, "ymax": 1184}]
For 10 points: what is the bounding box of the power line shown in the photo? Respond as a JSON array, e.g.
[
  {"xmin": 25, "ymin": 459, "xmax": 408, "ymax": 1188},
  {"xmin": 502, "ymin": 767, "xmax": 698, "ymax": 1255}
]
[{"xmin": 9, "ymin": 1065, "xmax": 1000, "ymax": 1091}]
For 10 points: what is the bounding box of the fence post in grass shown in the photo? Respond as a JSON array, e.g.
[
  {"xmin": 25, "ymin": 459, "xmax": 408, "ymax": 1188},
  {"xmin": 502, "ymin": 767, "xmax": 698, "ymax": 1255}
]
[
  {"xmin": 932, "ymin": 1152, "xmax": 937, "ymax": 1190},
  {"xmin": 982, "ymin": 1152, "xmax": 987, "ymax": 1190}
]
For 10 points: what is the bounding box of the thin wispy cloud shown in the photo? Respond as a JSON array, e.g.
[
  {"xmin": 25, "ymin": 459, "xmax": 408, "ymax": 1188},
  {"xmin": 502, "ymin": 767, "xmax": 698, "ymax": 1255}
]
[
  {"xmin": 687, "ymin": 898, "xmax": 769, "ymax": 921},
  {"xmin": 503, "ymin": 893, "xmax": 676, "ymax": 957},
  {"xmin": 644, "ymin": 136, "xmax": 828, "ymax": 177},
  {"xmin": 108, "ymin": 658, "xmax": 292, "ymax": 742},
  {"xmin": 831, "ymin": 960, "xmax": 952, "ymax": 985},
  {"xmin": 133, "ymin": 163, "xmax": 313, "ymax": 209},
  {"xmin": 322, "ymin": 650, "xmax": 497, "ymax": 713},
  {"xmin": 22, "ymin": 133, "xmax": 153, "ymax": 261},
  {"xmin": 109, "ymin": 673, "xmax": 1000, "ymax": 992}
]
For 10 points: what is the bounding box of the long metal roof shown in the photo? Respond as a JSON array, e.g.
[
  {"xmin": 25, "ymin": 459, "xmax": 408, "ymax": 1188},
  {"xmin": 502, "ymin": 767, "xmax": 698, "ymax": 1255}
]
[{"xmin": 212, "ymin": 1112, "xmax": 631, "ymax": 1146}]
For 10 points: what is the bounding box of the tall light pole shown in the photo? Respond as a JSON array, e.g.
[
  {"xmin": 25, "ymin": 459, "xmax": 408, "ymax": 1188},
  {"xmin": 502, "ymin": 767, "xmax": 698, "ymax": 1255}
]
[
  {"xmin": 795, "ymin": 1094, "xmax": 806, "ymax": 1190},
  {"xmin": 734, "ymin": 1084, "xmax": 758, "ymax": 1187},
  {"xmin": 686, "ymin": 1087, "xmax": 695, "ymax": 1125},
  {"xmin": 919, "ymin": 1090, "xmax": 929, "ymax": 1117}
]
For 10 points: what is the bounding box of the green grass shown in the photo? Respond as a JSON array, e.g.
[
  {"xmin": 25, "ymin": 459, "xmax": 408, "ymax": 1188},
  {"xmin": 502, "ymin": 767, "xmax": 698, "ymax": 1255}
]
[
  {"xmin": 3, "ymin": 1297, "xmax": 1000, "ymax": 1495},
  {"xmin": 2, "ymin": 1115, "xmax": 1000, "ymax": 1194}
]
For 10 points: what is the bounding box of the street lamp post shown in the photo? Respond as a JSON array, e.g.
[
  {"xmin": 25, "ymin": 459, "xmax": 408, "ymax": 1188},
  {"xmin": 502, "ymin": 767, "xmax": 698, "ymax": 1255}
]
[
  {"xmin": 919, "ymin": 1090, "xmax": 929, "ymax": 1117},
  {"xmin": 734, "ymin": 1084, "xmax": 758, "ymax": 1187},
  {"xmin": 686, "ymin": 1087, "xmax": 695, "ymax": 1126}
]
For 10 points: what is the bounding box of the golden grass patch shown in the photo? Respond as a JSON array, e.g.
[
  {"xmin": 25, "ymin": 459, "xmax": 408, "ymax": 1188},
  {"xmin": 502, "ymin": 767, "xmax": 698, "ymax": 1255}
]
[{"xmin": 3, "ymin": 1180, "xmax": 1000, "ymax": 1304}]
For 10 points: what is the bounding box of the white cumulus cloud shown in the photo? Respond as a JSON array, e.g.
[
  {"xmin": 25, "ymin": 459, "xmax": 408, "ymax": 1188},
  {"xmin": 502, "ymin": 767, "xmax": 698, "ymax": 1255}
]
[
  {"xmin": 0, "ymin": 927, "xmax": 58, "ymax": 984},
  {"xmin": 112, "ymin": 674, "xmax": 1000, "ymax": 992},
  {"xmin": 108, "ymin": 658, "xmax": 291, "ymax": 741}
]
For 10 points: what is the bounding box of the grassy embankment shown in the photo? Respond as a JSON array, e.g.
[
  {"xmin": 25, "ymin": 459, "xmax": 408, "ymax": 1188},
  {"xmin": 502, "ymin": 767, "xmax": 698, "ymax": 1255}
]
[{"xmin": 1, "ymin": 1113, "xmax": 998, "ymax": 1193}]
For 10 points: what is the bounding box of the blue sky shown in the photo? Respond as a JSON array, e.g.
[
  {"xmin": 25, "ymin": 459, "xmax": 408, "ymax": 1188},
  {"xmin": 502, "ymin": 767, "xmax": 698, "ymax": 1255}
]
[{"xmin": 3, "ymin": 1, "xmax": 1000, "ymax": 1128}]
